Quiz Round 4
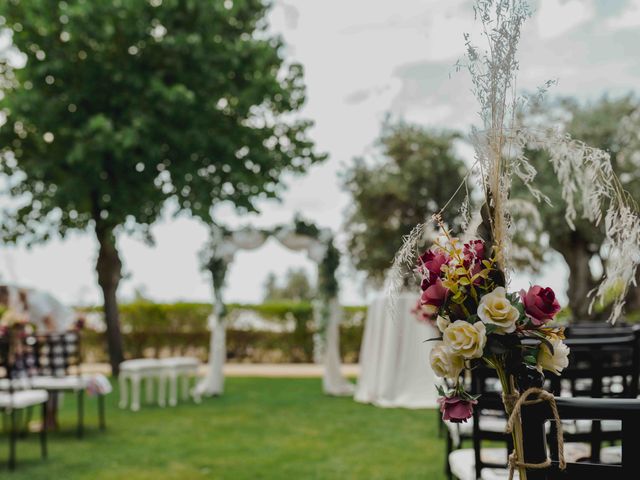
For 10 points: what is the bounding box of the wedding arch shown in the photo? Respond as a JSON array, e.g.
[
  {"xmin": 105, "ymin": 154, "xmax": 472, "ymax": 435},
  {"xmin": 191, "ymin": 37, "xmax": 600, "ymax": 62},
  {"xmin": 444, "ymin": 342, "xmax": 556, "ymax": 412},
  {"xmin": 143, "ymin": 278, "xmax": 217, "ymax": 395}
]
[{"xmin": 194, "ymin": 217, "xmax": 355, "ymax": 397}]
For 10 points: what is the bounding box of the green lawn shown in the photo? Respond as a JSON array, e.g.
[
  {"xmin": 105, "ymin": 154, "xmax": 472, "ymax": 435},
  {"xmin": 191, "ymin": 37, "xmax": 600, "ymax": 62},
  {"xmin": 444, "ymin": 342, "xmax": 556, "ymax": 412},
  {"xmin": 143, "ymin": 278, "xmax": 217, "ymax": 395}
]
[{"xmin": 2, "ymin": 378, "xmax": 445, "ymax": 479}]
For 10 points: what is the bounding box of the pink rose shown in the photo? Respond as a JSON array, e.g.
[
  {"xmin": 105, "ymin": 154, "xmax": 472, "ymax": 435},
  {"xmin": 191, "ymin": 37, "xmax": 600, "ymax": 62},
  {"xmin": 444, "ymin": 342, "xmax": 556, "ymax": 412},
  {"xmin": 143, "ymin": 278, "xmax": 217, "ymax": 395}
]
[
  {"xmin": 418, "ymin": 249, "xmax": 450, "ymax": 287},
  {"xmin": 520, "ymin": 285, "xmax": 561, "ymax": 325},
  {"xmin": 411, "ymin": 299, "xmax": 436, "ymax": 323},
  {"xmin": 421, "ymin": 278, "xmax": 449, "ymax": 308},
  {"xmin": 438, "ymin": 395, "xmax": 477, "ymax": 423}
]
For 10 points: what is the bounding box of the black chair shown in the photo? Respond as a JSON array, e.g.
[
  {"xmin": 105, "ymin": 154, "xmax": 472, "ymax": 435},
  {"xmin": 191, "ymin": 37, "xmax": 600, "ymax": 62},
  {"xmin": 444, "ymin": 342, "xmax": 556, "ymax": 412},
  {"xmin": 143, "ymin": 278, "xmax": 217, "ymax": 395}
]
[
  {"xmin": 552, "ymin": 333, "xmax": 639, "ymax": 399},
  {"xmin": 521, "ymin": 396, "xmax": 640, "ymax": 479},
  {"xmin": 0, "ymin": 332, "xmax": 48, "ymax": 470},
  {"xmin": 544, "ymin": 334, "xmax": 639, "ymax": 464},
  {"xmin": 447, "ymin": 366, "xmax": 514, "ymax": 480},
  {"xmin": 564, "ymin": 322, "xmax": 637, "ymax": 339},
  {"xmin": 24, "ymin": 331, "xmax": 107, "ymax": 437}
]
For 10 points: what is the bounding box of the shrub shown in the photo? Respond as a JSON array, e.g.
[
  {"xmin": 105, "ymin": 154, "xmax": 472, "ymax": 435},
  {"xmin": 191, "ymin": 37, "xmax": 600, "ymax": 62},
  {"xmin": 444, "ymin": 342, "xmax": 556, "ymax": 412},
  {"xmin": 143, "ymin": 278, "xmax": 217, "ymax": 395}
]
[{"xmin": 79, "ymin": 301, "xmax": 367, "ymax": 363}]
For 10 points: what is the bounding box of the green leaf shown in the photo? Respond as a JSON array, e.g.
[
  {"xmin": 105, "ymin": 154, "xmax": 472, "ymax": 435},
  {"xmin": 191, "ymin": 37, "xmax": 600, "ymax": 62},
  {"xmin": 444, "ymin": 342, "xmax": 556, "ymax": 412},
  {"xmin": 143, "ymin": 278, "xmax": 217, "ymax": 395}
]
[
  {"xmin": 424, "ymin": 336, "xmax": 444, "ymax": 343},
  {"xmin": 484, "ymin": 323, "xmax": 499, "ymax": 334}
]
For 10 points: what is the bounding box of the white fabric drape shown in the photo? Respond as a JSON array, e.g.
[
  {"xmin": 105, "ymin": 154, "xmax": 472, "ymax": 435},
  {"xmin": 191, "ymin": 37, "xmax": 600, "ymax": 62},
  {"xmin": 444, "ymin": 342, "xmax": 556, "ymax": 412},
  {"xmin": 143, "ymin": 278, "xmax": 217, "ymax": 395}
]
[
  {"xmin": 3, "ymin": 285, "xmax": 75, "ymax": 332},
  {"xmin": 195, "ymin": 313, "xmax": 226, "ymax": 396},
  {"xmin": 355, "ymin": 292, "xmax": 439, "ymax": 409},
  {"xmin": 197, "ymin": 226, "xmax": 353, "ymax": 397},
  {"xmin": 321, "ymin": 299, "xmax": 355, "ymax": 396}
]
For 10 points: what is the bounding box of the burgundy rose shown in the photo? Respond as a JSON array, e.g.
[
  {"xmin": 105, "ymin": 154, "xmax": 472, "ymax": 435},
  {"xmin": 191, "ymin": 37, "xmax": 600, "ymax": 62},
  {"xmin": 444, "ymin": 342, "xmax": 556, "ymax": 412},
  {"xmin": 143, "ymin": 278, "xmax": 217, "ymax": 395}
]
[
  {"xmin": 438, "ymin": 395, "xmax": 477, "ymax": 423},
  {"xmin": 418, "ymin": 249, "xmax": 450, "ymax": 285},
  {"xmin": 421, "ymin": 278, "xmax": 449, "ymax": 308},
  {"xmin": 520, "ymin": 285, "xmax": 561, "ymax": 326},
  {"xmin": 463, "ymin": 239, "xmax": 485, "ymax": 267}
]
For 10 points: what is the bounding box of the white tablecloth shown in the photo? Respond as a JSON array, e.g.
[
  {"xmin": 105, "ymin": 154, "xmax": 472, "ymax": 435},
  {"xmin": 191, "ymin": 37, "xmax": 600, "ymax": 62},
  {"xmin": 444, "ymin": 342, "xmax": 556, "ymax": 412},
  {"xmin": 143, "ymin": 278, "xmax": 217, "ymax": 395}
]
[{"xmin": 355, "ymin": 292, "xmax": 439, "ymax": 409}]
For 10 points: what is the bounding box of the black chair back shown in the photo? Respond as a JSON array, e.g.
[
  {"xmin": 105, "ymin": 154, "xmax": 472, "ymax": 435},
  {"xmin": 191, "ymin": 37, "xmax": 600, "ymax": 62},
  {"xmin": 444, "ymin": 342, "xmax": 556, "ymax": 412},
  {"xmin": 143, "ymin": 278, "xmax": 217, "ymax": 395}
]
[
  {"xmin": 521, "ymin": 397, "xmax": 640, "ymax": 479},
  {"xmin": 551, "ymin": 334, "xmax": 640, "ymax": 399},
  {"xmin": 565, "ymin": 322, "xmax": 636, "ymax": 339},
  {"xmin": 469, "ymin": 366, "xmax": 513, "ymax": 478},
  {"xmin": 24, "ymin": 331, "xmax": 81, "ymax": 377},
  {"xmin": 0, "ymin": 333, "xmax": 10, "ymax": 384},
  {"xmin": 0, "ymin": 329, "xmax": 38, "ymax": 391},
  {"xmin": 546, "ymin": 333, "xmax": 639, "ymax": 464}
]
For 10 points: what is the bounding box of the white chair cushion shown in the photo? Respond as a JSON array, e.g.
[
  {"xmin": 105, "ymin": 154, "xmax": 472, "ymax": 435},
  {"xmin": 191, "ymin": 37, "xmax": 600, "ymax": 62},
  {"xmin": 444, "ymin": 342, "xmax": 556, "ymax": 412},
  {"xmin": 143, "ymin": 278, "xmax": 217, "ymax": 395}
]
[
  {"xmin": 30, "ymin": 375, "xmax": 90, "ymax": 391},
  {"xmin": 446, "ymin": 415, "xmax": 507, "ymax": 447},
  {"xmin": 120, "ymin": 359, "xmax": 163, "ymax": 372},
  {"xmin": 0, "ymin": 378, "xmax": 34, "ymax": 391},
  {"xmin": 449, "ymin": 447, "xmax": 516, "ymax": 480},
  {"xmin": 0, "ymin": 389, "xmax": 49, "ymax": 409},
  {"xmin": 449, "ymin": 443, "xmax": 600, "ymax": 480},
  {"xmin": 159, "ymin": 357, "xmax": 199, "ymax": 367},
  {"xmin": 601, "ymin": 445, "xmax": 621, "ymax": 464}
]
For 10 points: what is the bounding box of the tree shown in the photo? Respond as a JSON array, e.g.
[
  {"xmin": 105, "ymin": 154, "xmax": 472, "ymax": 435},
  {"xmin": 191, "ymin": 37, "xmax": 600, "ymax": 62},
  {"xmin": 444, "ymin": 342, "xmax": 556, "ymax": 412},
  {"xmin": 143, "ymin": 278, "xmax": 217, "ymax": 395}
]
[
  {"xmin": 0, "ymin": 1, "xmax": 324, "ymax": 373},
  {"xmin": 515, "ymin": 95, "xmax": 640, "ymax": 320},
  {"xmin": 263, "ymin": 268, "xmax": 315, "ymax": 302},
  {"xmin": 342, "ymin": 121, "xmax": 468, "ymax": 285}
]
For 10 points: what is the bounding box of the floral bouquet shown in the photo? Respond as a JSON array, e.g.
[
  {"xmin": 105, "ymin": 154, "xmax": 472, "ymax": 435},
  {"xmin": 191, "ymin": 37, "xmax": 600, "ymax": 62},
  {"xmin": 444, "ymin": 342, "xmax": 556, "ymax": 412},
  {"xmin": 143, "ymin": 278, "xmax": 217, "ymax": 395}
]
[
  {"xmin": 419, "ymin": 228, "xmax": 569, "ymax": 424},
  {"xmin": 415, "ymin": 224, "xmax": 570, "ymax": 478}
]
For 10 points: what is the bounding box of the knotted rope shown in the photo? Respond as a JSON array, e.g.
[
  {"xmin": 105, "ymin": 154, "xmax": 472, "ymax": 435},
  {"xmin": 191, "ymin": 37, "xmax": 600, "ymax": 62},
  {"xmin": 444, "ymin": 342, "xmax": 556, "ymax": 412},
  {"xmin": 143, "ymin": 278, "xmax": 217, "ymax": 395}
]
[{"xmin": 503, "ymin": 387, "xmax": 566, "ymax": 480}]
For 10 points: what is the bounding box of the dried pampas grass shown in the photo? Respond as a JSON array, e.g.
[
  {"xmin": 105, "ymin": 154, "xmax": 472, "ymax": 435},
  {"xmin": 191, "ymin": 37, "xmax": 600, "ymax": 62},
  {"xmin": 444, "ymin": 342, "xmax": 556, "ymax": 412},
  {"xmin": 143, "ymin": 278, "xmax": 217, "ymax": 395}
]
[{"xmin": 389, "ymin": 0, "xmax": 640, "ymax": 323}]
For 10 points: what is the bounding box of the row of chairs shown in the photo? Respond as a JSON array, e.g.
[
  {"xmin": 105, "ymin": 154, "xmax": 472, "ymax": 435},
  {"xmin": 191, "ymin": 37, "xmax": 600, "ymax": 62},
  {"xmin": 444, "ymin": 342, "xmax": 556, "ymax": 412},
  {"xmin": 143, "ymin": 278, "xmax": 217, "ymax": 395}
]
[
  {"xmin": 0, "ymin": 330, "xmax": 108, "ymax": 470},
  {"xmin": 444, "ymin": 323, "xmax": 640, "ymax": 479}
]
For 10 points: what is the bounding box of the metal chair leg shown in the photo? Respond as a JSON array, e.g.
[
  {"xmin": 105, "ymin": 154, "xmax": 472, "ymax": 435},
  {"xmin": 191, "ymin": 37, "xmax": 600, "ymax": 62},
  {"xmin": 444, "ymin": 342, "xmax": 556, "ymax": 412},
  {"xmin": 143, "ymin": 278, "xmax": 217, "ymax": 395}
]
[
  {"xmin": 9, "ymin": 409, "xmax": 17, "ymax": 470},
  {"xmin": 21, "ymin": 406, "xmax": 33, "ymax": 437},
  {"xmin": 40, "ymin": 402, "xmax": 48, "ymax": 459},
  {"xmin": 77, "ymin": 390, "xmax": 84, "ymax": 438},
  {"xmin": 98, "ymin": 394, "xmax": 106, "ymax": 431}
]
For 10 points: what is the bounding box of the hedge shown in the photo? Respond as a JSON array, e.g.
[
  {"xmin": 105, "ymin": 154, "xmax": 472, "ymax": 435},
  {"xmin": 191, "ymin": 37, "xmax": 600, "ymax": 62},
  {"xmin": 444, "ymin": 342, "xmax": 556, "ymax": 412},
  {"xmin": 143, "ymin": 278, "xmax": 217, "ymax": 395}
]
[{"xmin": 79, "ymin": 301, "xmax": 367, "ymax": 364}]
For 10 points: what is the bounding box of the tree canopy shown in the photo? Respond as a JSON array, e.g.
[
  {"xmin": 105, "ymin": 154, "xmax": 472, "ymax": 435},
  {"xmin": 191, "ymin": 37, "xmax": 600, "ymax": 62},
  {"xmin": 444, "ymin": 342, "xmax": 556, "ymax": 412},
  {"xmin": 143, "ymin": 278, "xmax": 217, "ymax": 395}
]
[
  {"xmin": 263, "ymin": 268, "xmax": 315, "ymax": 302},
  {"xmin": 342, "ymin": 121, "xmax": 467, "ymax": 286},
  {"xmin": 514, "ymin": 94, "xmax": 640, "ymax": 319},
  {"xmin": 0, "ymin": 0, "xmax": 324, "ymax": 372}
]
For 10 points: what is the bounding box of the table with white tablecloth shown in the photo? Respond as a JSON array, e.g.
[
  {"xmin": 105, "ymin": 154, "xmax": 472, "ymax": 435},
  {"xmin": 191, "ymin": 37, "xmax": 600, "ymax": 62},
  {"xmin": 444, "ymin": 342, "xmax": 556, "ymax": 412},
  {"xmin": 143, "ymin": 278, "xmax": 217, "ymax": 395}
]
[{"xmin": 355, "ymin": 292, "xmax": 439, "ymax": 409}]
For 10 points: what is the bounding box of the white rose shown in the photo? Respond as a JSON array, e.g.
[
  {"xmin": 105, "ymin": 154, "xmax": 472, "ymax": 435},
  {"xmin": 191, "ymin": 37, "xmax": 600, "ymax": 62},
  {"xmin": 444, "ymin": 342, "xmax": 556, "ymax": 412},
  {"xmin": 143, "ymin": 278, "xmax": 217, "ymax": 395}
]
[
  {"xmin": 443, "ymin": 320, "xmax": 487, "ymax": 359},
  {"xmin": 477, "ymin": 286, "xmax": 519, "ymax": 334},
  {"xmin": 537, "ymin": 338, "xmax": 570, "ymax": 375},
  {"xmin": 436, "ymin": 315, "xmax": 450, "ymax": 334},
  {"xmin": 429, "ymin": 343, "xmax": 464, "ymax": 380}
]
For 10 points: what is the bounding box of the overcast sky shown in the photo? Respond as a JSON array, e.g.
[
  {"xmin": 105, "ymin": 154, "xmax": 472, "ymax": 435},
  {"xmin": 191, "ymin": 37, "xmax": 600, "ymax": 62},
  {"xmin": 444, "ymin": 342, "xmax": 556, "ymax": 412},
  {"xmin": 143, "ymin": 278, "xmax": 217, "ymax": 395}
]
[{"xmin": 1, "ymin": 0, "xmax": 640, "ymax": 306}]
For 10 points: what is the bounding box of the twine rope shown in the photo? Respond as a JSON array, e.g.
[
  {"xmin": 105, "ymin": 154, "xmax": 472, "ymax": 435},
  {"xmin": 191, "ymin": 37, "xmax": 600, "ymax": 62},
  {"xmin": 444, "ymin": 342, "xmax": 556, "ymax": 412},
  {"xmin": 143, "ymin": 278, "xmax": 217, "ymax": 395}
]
[{"xmin": 503, "ymin": 387, "xmax": 566, "ymax": 480}]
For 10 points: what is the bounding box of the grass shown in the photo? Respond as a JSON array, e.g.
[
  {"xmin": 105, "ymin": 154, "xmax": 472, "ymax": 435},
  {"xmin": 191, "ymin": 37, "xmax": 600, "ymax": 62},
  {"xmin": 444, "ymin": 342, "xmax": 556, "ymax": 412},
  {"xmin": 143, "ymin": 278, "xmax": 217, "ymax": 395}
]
[{"xmin": 2, "ymin": 377, "xmax": 446, "ymax": 480}]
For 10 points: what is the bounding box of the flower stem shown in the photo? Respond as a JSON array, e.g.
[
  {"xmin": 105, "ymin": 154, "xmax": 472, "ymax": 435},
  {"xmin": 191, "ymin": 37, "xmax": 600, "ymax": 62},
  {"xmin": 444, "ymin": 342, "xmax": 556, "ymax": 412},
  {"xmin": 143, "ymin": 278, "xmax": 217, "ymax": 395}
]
[{"xmin": 495, "ymin": 363, "xmax": 527, "ymax": 480}]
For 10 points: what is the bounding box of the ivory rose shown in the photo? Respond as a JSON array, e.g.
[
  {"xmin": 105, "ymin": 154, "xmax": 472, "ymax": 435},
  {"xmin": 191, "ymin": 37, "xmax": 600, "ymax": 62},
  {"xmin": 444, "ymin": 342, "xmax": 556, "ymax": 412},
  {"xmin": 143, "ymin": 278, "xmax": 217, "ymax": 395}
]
[
  {"xmin": 443, "ymin": 320, "xmax": 487, "ymax": 359},
  {"xmin": 537, "ymin": 338, "xmax": 570, "ymax": 375},
  {"xmin": 477, "ymin": 287, "xmax": 519, "ymax": 334},
  {"xmin": 429, "ymin": 343, "xmax": 464, "ymax": 380},
  {"xmin": 436, "ymin": 315, "xmax": 450, "ymax": 333}
]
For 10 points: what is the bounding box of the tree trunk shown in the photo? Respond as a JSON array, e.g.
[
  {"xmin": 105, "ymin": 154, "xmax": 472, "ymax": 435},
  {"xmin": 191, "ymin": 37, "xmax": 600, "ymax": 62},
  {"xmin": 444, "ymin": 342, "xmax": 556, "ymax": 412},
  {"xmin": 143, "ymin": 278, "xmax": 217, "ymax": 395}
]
[
  {"xmin": 561, "ymin": 235, "xmax": 596, "ymax": 322},
  {"xmin": 95, "ymin": 224, "xmax": 124, "ymax": 376}
]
